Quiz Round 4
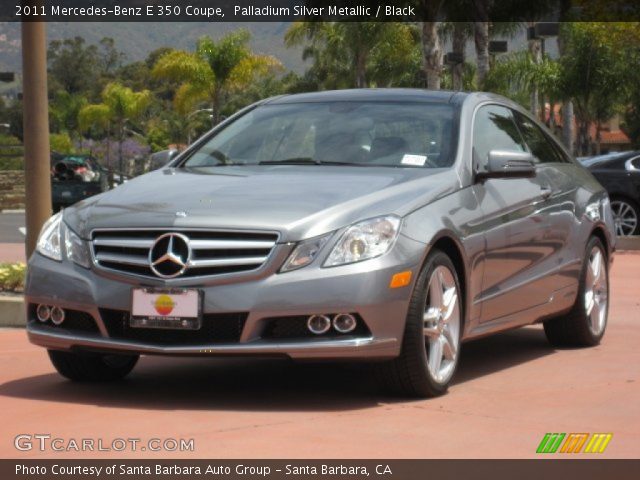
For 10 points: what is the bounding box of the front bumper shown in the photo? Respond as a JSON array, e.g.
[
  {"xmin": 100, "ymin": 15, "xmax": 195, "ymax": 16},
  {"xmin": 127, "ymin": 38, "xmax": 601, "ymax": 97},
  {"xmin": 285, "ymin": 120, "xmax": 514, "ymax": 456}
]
[
  {"xmin": 27, "ymin": 328, "xmax": 396, "ymax": 359},
  {"xmin": 25, "ymin": 234, "xmax": 426, "ymax": 360}
]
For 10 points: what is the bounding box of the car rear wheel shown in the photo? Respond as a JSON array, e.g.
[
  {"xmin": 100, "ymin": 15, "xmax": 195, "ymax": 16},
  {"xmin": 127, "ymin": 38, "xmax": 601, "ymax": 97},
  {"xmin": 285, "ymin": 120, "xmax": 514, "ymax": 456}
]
[
  {"xmin": 376, "ymin": 249, "xmax": 462, "ymax": 397},
  {"xmin": 544, "ymin": 237, "xmax": 609, "ymax": 347},
  {"xmin": 610, "ymin": 198, "xmax": 639, "ymax": 236},
  {"xmin": 48, "ymin": 350, "xmax": 139, "ymax": 381}
]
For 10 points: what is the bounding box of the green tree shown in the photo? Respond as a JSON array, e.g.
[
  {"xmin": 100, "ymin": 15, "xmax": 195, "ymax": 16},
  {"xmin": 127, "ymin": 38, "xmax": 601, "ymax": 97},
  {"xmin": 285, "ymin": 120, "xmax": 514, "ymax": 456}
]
[
  {"xmin": 152, "ymin": 30, "xmax": 281, "ymax": 125},
  {"xmin": 78, "ymin": 83, "xmax": 151, "ymax": 183},
  {"xmin": 484, "ymin": 50, "xmax": 561, "ymax": 115},
  {"xmin": 286, "ymin": 22, "xmax": 420, "ymax": 89},
  {"xmin": 558, "ymin": 23, "xmax": 631, "ymax": 155},
  {"xmin": 49, "ymin": 91, "xmax": 87, "ymax": 135},
  {"xmin": 47, "ymin": 36, "xmax": 124, "ymax": 97}
]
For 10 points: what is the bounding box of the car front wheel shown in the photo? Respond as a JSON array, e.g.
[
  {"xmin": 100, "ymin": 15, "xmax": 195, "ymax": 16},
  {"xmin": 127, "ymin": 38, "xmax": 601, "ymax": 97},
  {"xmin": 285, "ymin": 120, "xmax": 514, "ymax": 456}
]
[
  {"xmin": 377, "ymin": 249, "xmax": 462, "ymax": 397},
  {"xmin": 48, "ymin": 350, "xmax": 139, "ymax": 382}
]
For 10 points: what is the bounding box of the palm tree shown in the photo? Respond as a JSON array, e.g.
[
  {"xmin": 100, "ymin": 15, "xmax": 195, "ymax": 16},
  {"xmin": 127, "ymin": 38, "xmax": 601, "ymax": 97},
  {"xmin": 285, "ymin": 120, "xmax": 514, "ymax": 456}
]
[
  {"xmin": 285, "ymin": 22, "xmax": 419, "ymax": 89},
  {"xmin": 78, "ymin": 82, "xmax": 151, "ymax": 184},
  {"xmin": 152, "ymin": 30, "xmax": 281, "ymax": 125},
  {"xmin": 483, "ymin": 50, "xmax": 561, "ymax": 110},
  {"xmin": 418, "ymin": 1, "xmax": 445, "ymax": 89}
]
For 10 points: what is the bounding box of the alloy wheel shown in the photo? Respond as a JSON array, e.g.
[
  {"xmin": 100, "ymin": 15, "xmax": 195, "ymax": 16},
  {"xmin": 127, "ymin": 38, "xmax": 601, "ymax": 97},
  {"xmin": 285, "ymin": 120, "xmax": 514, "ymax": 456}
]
[
  {"xmin": 423, "ymin": 265, "xmax": 461, "ymax": 384},
  {"xmin": 584, "ymin": 246, "xmax": 608, "ymax": 336},
  {"xmin": 610, "ymin": 200, "xmax": 638, "ymax": 236}
]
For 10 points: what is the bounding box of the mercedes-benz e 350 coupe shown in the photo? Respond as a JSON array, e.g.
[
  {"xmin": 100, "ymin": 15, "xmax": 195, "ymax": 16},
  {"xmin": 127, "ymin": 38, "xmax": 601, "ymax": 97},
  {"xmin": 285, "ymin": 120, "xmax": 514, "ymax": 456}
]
[{"xmin": 26, "ymin": 89, "xmax": 615, "ymax": 397}]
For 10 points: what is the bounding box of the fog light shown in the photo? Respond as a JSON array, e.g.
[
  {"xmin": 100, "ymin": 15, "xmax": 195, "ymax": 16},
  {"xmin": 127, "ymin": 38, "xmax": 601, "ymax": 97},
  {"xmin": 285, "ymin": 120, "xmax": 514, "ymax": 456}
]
[
  {"xmin": 333, "ymin": 313, "xmax": 357, "ymax": 333},
  {"xmin": 307, "ymin": 314, "xmax": 331, "ymax": 335},
  {"xmin": 50, "ymin": 306, "xmax": 66, "ymax": 325},
  {"xmin": 36, "ymin": 304, "xmax": 51, "ymax": 322}
]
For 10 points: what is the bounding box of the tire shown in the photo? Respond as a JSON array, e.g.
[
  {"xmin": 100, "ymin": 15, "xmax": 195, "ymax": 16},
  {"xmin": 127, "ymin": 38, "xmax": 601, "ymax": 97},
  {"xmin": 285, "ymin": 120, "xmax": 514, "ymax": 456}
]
[
  {"xmin": 610, "ymin": 197, "xmax": 639, "ymax": 236},
  {"xmin": 48, "ymin": 350, "xmax": 139, "ymax": 382},
  {"xmin": 544, "ymin": 237, "xmax": 609, "ymax": 347},
  {"xmin": 376, "ymin": 249, "xmax": 463, "ymax": 397}
]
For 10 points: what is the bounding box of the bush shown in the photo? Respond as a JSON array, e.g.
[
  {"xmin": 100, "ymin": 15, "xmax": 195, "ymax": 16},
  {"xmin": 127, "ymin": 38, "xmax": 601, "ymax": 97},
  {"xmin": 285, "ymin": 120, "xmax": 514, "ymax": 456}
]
[
  {"xmin": 50, "ymin": 132, "xmax": 74, "ymax": 154},
  {"xmin": 0, "ymin": 134, "xmax": 24, "ymax": 171},
  {"xmin": 0, "ymin": 157, "xmax": 23, "ymax": 170},
  {"xmin": 0, "ymin": 262, "xmax": 26, "ymax": 292}
]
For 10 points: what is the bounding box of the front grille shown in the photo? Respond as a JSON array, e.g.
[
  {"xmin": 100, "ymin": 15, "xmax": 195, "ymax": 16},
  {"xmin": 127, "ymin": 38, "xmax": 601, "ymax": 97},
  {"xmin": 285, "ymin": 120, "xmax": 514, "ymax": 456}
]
[
  {"xmin": 91, "ymin": 229, "xmax": 278, "ymax": 279},
  {"xmin": 100, "ymin": 309, "xmax": 247, "ymax": 345}
]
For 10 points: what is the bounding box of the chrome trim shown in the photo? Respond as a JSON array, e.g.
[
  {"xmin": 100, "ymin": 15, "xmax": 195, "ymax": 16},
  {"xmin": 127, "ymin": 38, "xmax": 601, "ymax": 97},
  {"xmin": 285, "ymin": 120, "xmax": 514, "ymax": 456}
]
[
  {"xmin": 190, "ymin": 239, "xmax": 276, "ymax": 250},
  {"xmin": 93, "ymin": 238, "xmax": 155, "ymax": 248},
  {"xmin": 189, "ymin": 256, "xmax": 268, "ymax": 268},
  {"xmin": 95, "ymin": 252, "xmax": 149, "ymax": 266},
  {"xmin": 625, "ymin": 156, "xmax": 640, "ymax": 172}
]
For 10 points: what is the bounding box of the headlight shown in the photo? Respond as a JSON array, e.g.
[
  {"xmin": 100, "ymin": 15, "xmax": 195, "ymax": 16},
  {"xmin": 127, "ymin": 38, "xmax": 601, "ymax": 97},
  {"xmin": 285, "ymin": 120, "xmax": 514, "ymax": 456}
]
[
  {"xmin": 65, "ymin": 225, "xmax": 91, "ymax": 268},
  {"xmin": 325, "ymin": 215, "xmax": 401, "ymax": 267},
  {"xmin": 280, "ymin": 234, "xmax": 331, "ymax": 272},
  {"xmin": 36, "ymin": 212, "xmax": 63, "ymax": 261}
]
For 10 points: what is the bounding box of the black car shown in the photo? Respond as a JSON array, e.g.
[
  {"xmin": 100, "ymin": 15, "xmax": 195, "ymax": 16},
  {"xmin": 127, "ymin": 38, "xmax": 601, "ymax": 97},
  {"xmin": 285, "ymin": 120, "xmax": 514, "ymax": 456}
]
[
  {"xmin": 51, "ymin": 154, "xmax": 109, "ymax": 211},
  {"xmin": 580, "ymin": 151, "xmax": 640, "ymax": 236}
]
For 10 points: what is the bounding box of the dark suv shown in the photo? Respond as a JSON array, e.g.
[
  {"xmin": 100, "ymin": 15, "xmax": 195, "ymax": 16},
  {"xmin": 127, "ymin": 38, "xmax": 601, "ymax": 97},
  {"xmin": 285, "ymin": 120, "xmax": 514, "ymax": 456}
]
[{"xmin": 51, "ymin": 154, "xmax": 108, "ymax": 211}]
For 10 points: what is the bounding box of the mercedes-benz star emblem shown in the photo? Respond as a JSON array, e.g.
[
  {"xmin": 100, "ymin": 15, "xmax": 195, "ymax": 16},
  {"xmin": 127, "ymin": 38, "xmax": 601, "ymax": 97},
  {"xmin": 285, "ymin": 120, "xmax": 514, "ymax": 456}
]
[{"xmin": 149, "ymin": 233, "xmax": 191, "ymax": 278}]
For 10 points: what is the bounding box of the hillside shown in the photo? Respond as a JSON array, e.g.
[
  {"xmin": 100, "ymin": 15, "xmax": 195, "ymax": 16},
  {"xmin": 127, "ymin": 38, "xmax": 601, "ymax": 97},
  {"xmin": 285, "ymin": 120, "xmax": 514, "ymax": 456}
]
[{"xmin": 0, "ymin": 21, "xmax": 304, "ymax": 75}]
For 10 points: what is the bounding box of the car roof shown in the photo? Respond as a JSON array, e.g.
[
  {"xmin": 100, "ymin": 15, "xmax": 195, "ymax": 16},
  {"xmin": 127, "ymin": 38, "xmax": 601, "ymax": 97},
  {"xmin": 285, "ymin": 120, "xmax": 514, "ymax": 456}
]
[
  {"xmin": 265, "ymin": 88, "xmax": 466, "ymax": 104},
  {"xmin": 580, "ymin": 150, "xmax": 640, "ymax": 167}
]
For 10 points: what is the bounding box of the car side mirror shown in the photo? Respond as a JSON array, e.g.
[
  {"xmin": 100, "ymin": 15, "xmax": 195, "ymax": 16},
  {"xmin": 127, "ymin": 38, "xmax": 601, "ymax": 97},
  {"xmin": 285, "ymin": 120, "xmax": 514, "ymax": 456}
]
[
  {"xmin": 477, "ymin": 150, "xmax": 536, "ymax": 180},
  {"xmin": 149, "ymin": 149, "xmax": 179, "ymax": 170}
]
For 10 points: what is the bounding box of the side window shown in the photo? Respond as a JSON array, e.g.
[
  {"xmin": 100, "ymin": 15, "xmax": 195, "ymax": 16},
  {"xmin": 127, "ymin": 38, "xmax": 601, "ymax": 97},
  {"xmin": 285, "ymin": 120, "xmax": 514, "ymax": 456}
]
[
  {"xmin": 472, "ymin": 105, "xmax": 527, "ymax": 170},
  {"xmin": 514, "ymin": 111, "xmax": 565, "ymax": 164}
]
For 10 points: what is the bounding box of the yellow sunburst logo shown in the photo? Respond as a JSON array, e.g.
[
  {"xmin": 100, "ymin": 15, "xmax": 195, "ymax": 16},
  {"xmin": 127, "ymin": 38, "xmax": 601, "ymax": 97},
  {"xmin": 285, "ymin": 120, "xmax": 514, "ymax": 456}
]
[{"xmin": 154, "ymin": 294, "xmax": 175, "ymax": 316}]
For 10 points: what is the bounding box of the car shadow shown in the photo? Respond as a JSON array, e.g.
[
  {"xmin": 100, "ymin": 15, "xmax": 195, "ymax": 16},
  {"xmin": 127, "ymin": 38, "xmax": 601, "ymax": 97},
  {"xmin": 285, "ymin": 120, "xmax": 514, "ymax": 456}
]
[
  {"xmin": 0, "ymin": 326, "xmax": 554, "ymax": 411},
  {"xmin": 453, "ymin": 325, "xmax": 555, "ymax": 385}
]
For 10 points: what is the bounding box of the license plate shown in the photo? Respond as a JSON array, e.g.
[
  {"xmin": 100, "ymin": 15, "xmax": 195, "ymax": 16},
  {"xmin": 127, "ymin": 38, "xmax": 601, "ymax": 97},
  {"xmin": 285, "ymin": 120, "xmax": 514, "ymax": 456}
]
[{"xmin": 130, "ymin": 288, "xmax": 201, "ymax": 330}]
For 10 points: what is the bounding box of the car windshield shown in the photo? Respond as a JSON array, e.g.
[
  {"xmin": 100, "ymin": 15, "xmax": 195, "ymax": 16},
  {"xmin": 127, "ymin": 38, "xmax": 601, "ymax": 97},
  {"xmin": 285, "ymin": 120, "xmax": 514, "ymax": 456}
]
[{"xmin": 182, "ymin": 101, "xmax": 456, "ymax": 169}]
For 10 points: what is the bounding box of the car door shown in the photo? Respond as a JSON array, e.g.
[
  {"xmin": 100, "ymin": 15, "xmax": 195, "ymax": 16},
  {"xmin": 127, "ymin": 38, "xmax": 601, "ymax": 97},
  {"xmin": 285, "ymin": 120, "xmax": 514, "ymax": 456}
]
[
  {"xmin": 511, "ymin": 110, "xmax": 579, "ymax": 293},
  {"xmin": 470, "ymin": 104, "xmax": 555, "ymax": 323}
]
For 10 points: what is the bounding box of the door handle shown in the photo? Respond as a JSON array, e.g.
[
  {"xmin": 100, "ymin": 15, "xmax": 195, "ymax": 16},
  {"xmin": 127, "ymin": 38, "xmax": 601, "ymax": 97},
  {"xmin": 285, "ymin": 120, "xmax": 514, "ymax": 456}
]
[{"xmin": 540, "ymin": 186, "xmax": 553, "ymax": 199}]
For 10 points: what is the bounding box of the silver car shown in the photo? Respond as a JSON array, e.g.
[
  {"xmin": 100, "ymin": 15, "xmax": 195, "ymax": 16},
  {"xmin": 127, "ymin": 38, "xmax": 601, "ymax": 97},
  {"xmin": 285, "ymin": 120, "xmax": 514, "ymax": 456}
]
[{"xmin": 26, "ymin": 89, "xmax": 615, "ymax": 397}]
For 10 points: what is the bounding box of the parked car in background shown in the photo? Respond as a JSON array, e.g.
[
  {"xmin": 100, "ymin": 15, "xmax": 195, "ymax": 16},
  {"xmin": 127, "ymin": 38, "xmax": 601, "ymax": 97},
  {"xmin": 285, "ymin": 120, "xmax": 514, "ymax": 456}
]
[
  {"xmin": 580, "ymin": 151, "xmax": 640, "ymax": 236},
  {"xmin": 51, "ymin": 154, "xmax": 109, "ymax": 212},
  {"xmin": 28, "ymin": 90, "xmax": 615, "ymax": 397}
]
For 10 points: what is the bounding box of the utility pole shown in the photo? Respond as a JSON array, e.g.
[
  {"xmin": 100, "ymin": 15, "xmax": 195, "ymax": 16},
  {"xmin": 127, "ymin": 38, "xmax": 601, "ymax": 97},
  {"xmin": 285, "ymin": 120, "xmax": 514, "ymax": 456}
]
[{"xmin": 22, "ymin": 19, "xmax": 52, "ymax": 258}]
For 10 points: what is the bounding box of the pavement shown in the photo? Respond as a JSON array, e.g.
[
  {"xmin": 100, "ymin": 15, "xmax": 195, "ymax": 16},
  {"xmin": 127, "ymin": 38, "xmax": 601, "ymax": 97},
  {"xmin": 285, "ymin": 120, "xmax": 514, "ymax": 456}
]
[
  {"xmin": 0, "ymin": 212, "xmax": 26, "ymax": 263},
  {"xmin": 0, "ymin": 252, "xmax": 638, "ymax": 459}
]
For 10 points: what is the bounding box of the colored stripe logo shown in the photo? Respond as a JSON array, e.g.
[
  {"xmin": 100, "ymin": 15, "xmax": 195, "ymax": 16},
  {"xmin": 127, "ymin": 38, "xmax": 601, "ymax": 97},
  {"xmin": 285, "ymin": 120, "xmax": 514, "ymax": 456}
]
[{"xmin": 537, "ymin": 433, "xmax": 612, "ymax": 454}]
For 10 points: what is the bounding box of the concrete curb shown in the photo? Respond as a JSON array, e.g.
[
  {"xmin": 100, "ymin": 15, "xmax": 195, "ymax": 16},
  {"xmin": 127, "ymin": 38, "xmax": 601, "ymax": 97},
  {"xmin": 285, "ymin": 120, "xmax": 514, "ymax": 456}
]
[
  {"xmin": 617, "ymin": 236, "xmax": 640, "ymax": 251},
  {"xmin": 0, "ymin": 295, "xmax": 25, "ymax": 327}
]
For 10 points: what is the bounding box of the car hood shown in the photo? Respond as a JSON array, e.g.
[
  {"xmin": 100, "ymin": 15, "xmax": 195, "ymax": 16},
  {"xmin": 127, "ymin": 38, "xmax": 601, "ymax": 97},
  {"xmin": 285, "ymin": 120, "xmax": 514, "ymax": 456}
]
[{"xmin": 65, "ymin": 165, "xmax": 460, "ymax": 242}]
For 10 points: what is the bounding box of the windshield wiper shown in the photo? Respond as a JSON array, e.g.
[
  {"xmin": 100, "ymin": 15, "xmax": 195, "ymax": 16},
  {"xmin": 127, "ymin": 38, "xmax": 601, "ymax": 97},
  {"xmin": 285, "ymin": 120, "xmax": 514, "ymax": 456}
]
[{"xmin": 259, "ymin": 157, "xmax": 366, "ymax": 166}]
